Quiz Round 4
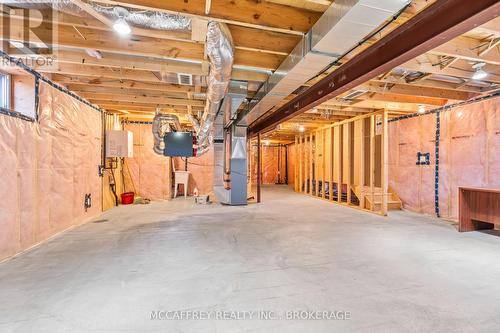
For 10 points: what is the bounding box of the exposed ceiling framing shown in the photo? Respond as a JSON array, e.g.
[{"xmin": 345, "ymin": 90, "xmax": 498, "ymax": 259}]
[
  {"xmin": 1, "ymin": 0, "xmax": 499, "ymax": 136},
  {"xmin": 249, "ymin": 0, "xmax": 500, "ymax": 141}
]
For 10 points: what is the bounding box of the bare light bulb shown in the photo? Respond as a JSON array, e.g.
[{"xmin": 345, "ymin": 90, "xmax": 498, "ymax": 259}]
[
  {"xmin": 113, "ymin": 18, "xmax": 131, "ymax": 36},
  {"xmin": 472, "ymin": 62, "xmax": 488, "ymax": 81}
]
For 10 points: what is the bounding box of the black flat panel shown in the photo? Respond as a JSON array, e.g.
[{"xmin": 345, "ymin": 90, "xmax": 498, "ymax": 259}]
[{"xmin": 164, "ymin": 132, "xmax": 193, "ymax": 157}]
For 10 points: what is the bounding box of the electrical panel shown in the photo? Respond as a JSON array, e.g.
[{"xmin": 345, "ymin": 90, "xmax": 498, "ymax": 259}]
[{"xmin": 106, "ymin": 130, "xmax": 133, "ymax": 158}]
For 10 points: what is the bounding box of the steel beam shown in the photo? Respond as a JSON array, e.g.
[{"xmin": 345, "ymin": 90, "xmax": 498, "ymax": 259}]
[{"xmin": 249, "ymin": 0, "xmax": 500, "ymax": 136}]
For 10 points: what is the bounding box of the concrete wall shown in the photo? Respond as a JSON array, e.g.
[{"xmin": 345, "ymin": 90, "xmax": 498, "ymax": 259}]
[
  {"xmin": 389, "ymin": 97, "xmax": 500, "ymax": 220},
  {"xmin": 0, "ymin": 79, "xmax": 102, "ymax": 261}
]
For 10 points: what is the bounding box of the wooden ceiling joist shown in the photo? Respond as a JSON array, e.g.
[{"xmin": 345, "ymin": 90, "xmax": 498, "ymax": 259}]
[
  {"xmin": 398, "ymin": 58, "xmax": 500, "ymax": 84},
  {"xmin": 83, "ymin": 93, "xmax": 205, "ymax": 106},
  {"xmin": 353, "ymin": 92, "xmax": 448, "ymax": 106},
  {"xmin": 359, "ymin": 82, "xmax": 477, "ymax": 100},
  {"xmin": 48, "ymin": 50, "xmax": 209, "ymax": 75},
  {"xmin": 430, "ymin": 36, "xmax": 500, "ymax": 66},
  {"xmin": 5, "ymin": 19, "xmax": 285, "ymax": 70},
  {"xmin": 34, "ymin": 63, "xmax": 269, "ymax": 87},
  {"xmin": 372, "ymin": 77, "xmax": 483, "ymax": 93},
  {"xmin": 95, "ymin": 101, "xmax": 204, "ymax": 111},
  {"xmin": 2, "ymin": 9, "xmax": 300, "ymax": 56},
  {"xmin": 59, "ymin": 78, "xmax": 198, "ymax": 94},
  {"xmin": 69, "ymin": 86, "xmax": 193, "ymax": 99}
]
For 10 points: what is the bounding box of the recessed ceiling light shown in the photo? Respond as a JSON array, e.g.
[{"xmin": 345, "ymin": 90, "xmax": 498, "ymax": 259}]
[
  {"xmin": 298, "ymin": 124, "xmax": 305, "ymax": 132},
  {"xmin": 418, "ymin": 105, "xmax": 426, "ymax": 114}
]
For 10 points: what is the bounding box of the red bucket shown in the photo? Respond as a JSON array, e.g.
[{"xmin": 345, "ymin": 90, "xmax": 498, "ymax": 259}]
[{"xmin": 121, "ymin": 192, "xmax": 135, "ymax": 205}]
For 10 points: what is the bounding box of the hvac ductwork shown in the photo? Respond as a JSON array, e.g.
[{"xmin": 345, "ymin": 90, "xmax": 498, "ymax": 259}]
[
  {"xmin": 191, "ymin": 21, "xmax": 234, "ymax": 156},
  {"xmin": 92, "ymin": 4, "xmax": 191, "ymax": 31},
  {"xmin": 7, "ymin": 0, "xmax": 191, "ymax": 31},
  {"xmin": 152, "ymin": 112, "xmax": 181, "ymax": 155},
  {"xmin": 149, "ymin": 21, "xmax": 234, "ymax": 157},
  {"xmin": 239, "ymin": 0, "xmax": 411, "ymax": 126},
  {"xmin": 12, "ymin": 1, "xmax": 234, "ymax": 157},
  {"xmin": 4, "ymin": 0, "xmax": 80, "ymax": 12}
]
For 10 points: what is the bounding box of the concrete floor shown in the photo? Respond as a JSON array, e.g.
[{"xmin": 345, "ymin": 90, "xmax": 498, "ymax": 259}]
[{"xmin": 1, "ymin": 185, "xmax": 500, "ymax": 333}]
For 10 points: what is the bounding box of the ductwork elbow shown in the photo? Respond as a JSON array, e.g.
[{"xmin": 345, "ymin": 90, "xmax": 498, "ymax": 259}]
[{"xmin": 152, "ymin": 111, "xmax": 181, "ymax": 155}]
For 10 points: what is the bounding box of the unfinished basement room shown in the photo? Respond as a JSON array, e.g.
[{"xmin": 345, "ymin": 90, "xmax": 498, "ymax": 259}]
[{"xmin": 1, "ymin": 0, "xmax": 500, "ymax": 332}]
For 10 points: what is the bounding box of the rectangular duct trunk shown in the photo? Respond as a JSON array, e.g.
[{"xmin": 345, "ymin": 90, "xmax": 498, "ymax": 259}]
[{"xmin": 240, "ymin": 0, "xmax": 410, "ymax": 126}]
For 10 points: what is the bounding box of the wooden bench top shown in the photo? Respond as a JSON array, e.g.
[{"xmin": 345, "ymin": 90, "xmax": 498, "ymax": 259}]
[{"xmin": 459, "ymin": 187, "xmax": 500, "ymax": 194}]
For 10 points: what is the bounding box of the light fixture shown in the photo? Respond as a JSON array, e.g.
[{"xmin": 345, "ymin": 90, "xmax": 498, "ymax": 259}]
[
  {"xmin": 298, "ymin": 124, "xmax": 305, "ymax": 132},
  {"xmin": 113, "ymin": 17, "xmax": 131, "ymax": 35},
  {"xmin": 85, "ymin": 49, "xmax": 102, "ymax": 59},
  {"xmin": 418, "ymin": 105, "xmax": 426, "ymax": 114},
  {"xmin": 472, "ymin": 62, "xmax": 488, "ymax": 80},
  {"xmin": 264, "ymin": 139, "xmax": 270, "ymax": 146},
  {"xmin": 113, "ymin": 7, "xmax": 131, "ymax": 36}
]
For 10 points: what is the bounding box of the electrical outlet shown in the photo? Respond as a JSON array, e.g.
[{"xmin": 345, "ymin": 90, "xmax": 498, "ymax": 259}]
[
  {"xmin": 98, "ymin": 165, "xmax": 104, "ymax": 177},
  {"xmin": 84, "ymin": 193, "xmax": 92, "ymax": 211},
  {"xmin": 416, "ymin": 152, "xmax": 430, "ymax": 165}
]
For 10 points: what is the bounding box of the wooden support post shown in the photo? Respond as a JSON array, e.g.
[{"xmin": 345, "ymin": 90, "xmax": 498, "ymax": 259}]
[
  {"xmin": 247, "ymin": 138, "xmax": 252, "ymax": 192},
  {"xmin": 309, "ymin": 132, "xmax": 314, "ymax": 195},
  {"xmin": 294, "ymin": 135, "xmax": 299, "ymax": 192},
  {"xmin": 329, "ymin": 127, "xmax": 334, "ymax": 201},
  {"xmin": 345, "ymin": 124, "xmax": 352, "ymax": 205},
  {"xmin": 257, "ymin": 133, "xmax": 262, "ymax": 203},
  {"xmin": 315, "ymin": 130, "xmax": 320, "ymax": 197},
  {"xmin": 336, "ymin": 126, "xmax": 342, "ymax": 204},
  {"xmin": 303, "ymin": 137, "xmax": 307, "ymax": 193},
  {"xmin": 370, "ymin": 115, "xmax": 375, "ymax": 211},
  {"xmin": 299, "ymin": 134, "xmax": 304, "ymax": 193},
  {"xmin": 304, "ymin": 133, "xmax": 312, "ymax": 195},
  {"xmin": 307, "ymin": 132, "xmax": 313, "ymax": 195},
  {"xmin": 359, "ymin": 120, "xmax": 365, "ymax": 209},
  {"xmin": 285, "ymin": 144, "xmax": 288, "ymax": 185},
  {"xmin": 381, "ymin": 109, "xmax": 389, "ymax": 215},
  {"xmin": 322, "ymin": 129, "xmax": 326, "ymax": 199}
]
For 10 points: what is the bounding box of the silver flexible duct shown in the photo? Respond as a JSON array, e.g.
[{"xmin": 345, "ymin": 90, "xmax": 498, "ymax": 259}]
[
  {"xmin": 194, "ymin": 22, "xmax": 234, "ymax": 156},
  {"xmin": 152, "ymin": 112, "xmax": 181, "ymax": 155},
  {"xmin": 4, "ymin": 0, "xmax": 80, "ymax": 12},
  {"xmin": 93, "ymin": 5, "xmax": 191, "ymax": 31},
  {"xmin": 8, "ymin": 0, "xmax": 191, "ymax": 31}
]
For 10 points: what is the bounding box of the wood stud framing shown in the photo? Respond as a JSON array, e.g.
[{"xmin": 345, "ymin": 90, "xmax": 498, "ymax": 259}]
[{"xmin": 293, "ymin": 110, "xmax": 395, "ymax": 215}]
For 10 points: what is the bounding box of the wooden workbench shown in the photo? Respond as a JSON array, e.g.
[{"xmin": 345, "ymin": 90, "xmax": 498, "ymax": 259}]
[{"xmin": 459, "ymin": 187, "xmax": 500, "ymax": 232}]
